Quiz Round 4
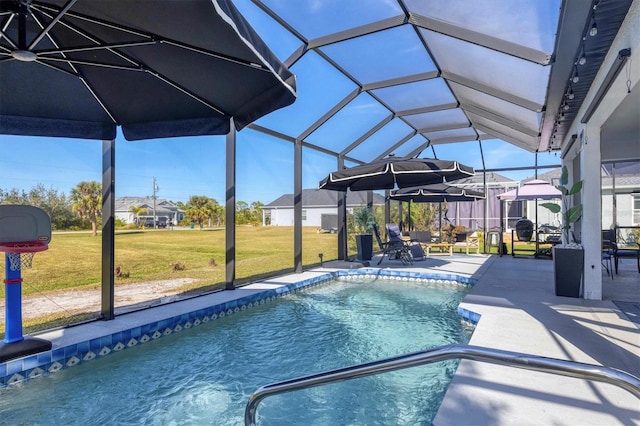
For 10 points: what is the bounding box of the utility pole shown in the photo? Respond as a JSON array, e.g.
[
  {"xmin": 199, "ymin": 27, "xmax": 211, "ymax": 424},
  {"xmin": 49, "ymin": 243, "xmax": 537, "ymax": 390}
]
[{"xmin": 152, "ymin": 177, "xmax": 159, "ymax": 229}]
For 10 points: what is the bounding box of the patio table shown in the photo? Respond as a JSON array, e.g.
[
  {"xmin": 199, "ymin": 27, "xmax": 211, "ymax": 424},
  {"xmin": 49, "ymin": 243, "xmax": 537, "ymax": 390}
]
[{"xmin": 422, "ymin": 243, "xmax": 453, "ymax": 256}]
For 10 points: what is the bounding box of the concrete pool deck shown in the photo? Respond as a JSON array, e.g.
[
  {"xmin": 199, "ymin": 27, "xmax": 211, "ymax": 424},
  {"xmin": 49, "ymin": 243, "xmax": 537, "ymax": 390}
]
[
  {"xmin": 6, "ymin": 253, "xmax": 640, "ymax": 424},
  {"xmin": 424, "ymin": 254, "xmax": 639, "ymax": 425}
]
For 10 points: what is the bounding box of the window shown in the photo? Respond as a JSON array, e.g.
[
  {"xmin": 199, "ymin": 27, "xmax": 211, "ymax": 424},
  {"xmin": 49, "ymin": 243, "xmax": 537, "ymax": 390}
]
[
  {"xmin": 302, "ymin": 209, "xmax": 307, "ymax": 221},
  {"xmin": 634, "ymin": 195, "xmax": 640, "ymax": 225}
]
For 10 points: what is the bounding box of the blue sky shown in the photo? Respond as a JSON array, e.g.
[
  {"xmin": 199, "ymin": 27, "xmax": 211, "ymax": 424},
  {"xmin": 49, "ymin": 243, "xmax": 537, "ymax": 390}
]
[
  {"xmin": 0, "ymin": 131, "xmax": 561, "ymax": 205},
  {"xmin": 0, "ymin": 130, "xmax": 340, "ymax": 205},
  {"xmin": 0, "ymin": 0, "xmax": 561, "ymax": 205}
]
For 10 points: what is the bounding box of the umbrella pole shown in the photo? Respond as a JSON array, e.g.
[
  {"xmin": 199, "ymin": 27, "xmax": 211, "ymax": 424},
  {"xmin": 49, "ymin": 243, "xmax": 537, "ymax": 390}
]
[
  {"xmin": 438, "ymin": 203, "xmax": 442, "ymax": 242},
  {"xmin": 499, "ymin": 200, "xmax": 504, "ymax": 256},
  {"xmin": 339, "ymin": 192, "xmax": 348, "ymax": 261},
  {"xmin": 535, "ymin": 199, "xmax": 539, "ymax": 257}
]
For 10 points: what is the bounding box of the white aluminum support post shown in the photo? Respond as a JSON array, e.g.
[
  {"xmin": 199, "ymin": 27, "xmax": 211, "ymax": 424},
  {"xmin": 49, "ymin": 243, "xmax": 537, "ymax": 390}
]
[{"xmin": 581, "ymin": 125, "xmax": 604, "ymax": 300}]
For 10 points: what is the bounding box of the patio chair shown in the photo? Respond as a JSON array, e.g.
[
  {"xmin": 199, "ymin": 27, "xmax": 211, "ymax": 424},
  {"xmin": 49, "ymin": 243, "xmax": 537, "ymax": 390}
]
[
  {"xmin": 372, "ymin": 223, "xmax": 414, "ymax": 265},
  {"xmin": 602, "ymin": 243, "xmax": 614, "ymax": 279},
  {"xmin": 452, "ymin": 231, "xmax": 480, "ymax": 255},
  {"xmin": 605, "ymin": 228, "xmax": 640, "ymax": 274},
  {"xmin": 408, "ymin": 230, "xmax": 432, "ymax": 244},
  {"xmin": 387, "ymin": 223, "xmax": 425, "ymax": 261},
  {"xmin": 601, "ymin": 230, "xmax": 615, "ymax": 279}
]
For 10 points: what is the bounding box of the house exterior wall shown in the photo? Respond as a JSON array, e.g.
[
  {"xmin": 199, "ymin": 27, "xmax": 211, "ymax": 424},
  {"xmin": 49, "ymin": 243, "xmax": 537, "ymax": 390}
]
[
  {"xmin": 523, "ymin": 200, "xmax": 559, "ymax": 228},
  {"xmin": 602, "ymin": 192, "xmax": 614, "ymax": 229},
  {"xmin": 267, "ymin": 208, "xmax": 294, "ymax": 226},
  {"xmin": 601, "ymin": 192, "xmax": 639, "ymax": 228},
  {"xmin": 560, "ymin": 1, "xmax": 640, "ymax": 300},
  {"xmin": 114, "ymin": 198, "xmax": 185, "ymax": 225},
  {"xmin": 451, "ymin": 185, "xmax": 519, "ymax": 230},
  {"xmin": 116, "ymin": 210, "xmax": 180, "ymax": 225},
  {"xmin": 524, "ymin": 190, "xmax": 639, "ymax": 231},
  {"xmin": 614, "ymin": 193, "xmax": 636, "ymax": 226},
  {"xmin": 306, "ymin": 207, "xmax": 337, "ymax": 228},
  {"xmin": 266, "ymin": 206, "xmax": 337, "ymax": 227},
  {"xmin": 115, "ymin": 212, "xmax": 136, "ymax": 224}
]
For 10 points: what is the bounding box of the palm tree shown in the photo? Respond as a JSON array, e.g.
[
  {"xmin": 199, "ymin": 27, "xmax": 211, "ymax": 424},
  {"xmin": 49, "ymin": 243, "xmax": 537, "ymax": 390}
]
[
  {"xmin": 70, "ymin": 181, "xmax": 101, "ymax": 236},
  {"xmin": 185, "ymin": 195, "xmax": 215, "ymax": 229},
  {"xmin": 129, "ymin": 205, "xmax": 149, "ymax": 228}
]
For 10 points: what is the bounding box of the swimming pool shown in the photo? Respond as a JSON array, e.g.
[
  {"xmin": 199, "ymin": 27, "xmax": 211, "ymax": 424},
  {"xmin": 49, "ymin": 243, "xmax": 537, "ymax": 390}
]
[{"xmin": 0, "ymin": 273, "xmax": 475, "ymax": 425}]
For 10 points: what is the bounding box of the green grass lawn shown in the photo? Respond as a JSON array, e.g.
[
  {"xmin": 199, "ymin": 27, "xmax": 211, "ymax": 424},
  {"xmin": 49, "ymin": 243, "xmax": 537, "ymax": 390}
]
[
  {"xmin": 1, "ymin": 226, "xmax": 339, "ymax": 332},
  {"xmin": 1, "ymin": 227, "xmax": 505, "ymax": 333},
  {"xmin": 5, "ymin": 226, "xmax": 339, "ymax": 298}
]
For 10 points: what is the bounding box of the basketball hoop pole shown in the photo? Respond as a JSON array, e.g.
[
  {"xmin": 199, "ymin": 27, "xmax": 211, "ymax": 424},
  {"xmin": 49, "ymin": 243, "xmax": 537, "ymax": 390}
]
[
  {"xmin": 4, "ymin": 253, "xmax": 24, "ymax": 343},
  {"xmin": 0, "ymin": 242, "xmax": 47, "ymax": 344},
  {"xmin": 1, "ymin": 249, "xmax": 52, "ymax": 361}
]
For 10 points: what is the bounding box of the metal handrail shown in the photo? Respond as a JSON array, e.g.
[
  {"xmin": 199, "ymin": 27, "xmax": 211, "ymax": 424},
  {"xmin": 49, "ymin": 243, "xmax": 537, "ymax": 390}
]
[{"xmin": 245, "ymin": 344, "xmax": 640, "ymax": 426}]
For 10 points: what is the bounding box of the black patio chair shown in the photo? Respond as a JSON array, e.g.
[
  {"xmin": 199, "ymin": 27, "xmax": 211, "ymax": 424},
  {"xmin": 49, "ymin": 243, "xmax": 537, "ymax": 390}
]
[
  {"xmin": 372, "ymin": 223, "xmax": 414, "ymax": 265},
  {"xmin": 388, "ymin": 223, "xmax": 426, "ymax": 261},
  {"xmin": 601, "ymin": 233, "xmax": 614, "ymax": 279},
  {"xmin": 603, "ymin": 228, "xmax": 640, "ymax": 274}
]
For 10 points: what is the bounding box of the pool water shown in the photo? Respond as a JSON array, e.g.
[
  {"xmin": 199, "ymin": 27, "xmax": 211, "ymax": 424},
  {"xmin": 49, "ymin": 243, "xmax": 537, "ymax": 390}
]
[{"xmin": 0, "ymin": 277, "xmax": 472, "ymax": 425}]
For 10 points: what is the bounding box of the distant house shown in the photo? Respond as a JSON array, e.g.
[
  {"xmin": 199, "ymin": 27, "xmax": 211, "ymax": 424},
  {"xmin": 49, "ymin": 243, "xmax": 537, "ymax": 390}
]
[
  {"xmin": 601, "ymin": 163, "xmax": 640, "ymax": 227},
  {"xmin": 115, "ymin": 197, "xmax": 185, "ymax": 226},
  {"xmin": 263, "ymin": 189, "xmax": 385, "ymax": 228},
  {"xmin": 524, "ymin": 165, "xmax": 640, "ymax": 229},
  {"xmin": 445, "ymin": 172, "xmax": 519, "ymax": 230},
  {"xmin": 262, "ymin": 167, "xmax": 640, "ymax": 232}
]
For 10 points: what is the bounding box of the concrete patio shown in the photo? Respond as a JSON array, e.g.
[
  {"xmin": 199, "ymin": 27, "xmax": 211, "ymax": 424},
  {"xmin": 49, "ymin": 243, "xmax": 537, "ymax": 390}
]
[{"xmin": 423, "ymin": 254, "xmax": 639, "ymax": 425}]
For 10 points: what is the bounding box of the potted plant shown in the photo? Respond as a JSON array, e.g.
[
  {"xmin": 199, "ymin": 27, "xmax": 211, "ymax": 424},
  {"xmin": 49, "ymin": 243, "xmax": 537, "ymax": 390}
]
[
  {"xmin": 540, "ymin": 166, "xmax": 584, "ymax": 297},
  {"xmin": 353, "ymin": 207, "xmax": 375, "ymax": 261}
]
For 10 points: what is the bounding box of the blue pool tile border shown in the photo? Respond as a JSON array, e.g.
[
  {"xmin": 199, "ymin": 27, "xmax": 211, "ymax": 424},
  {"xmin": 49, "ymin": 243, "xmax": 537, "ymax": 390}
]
[
  {"xmin": 457, "ymin": 307, "xmax": 482, "ymax": 325},
  {"xmin": 0, "ymin": 269, "xmax": 479, "ymax": 388},
  {"xmin": 337, "ymin": 267, "xmax": 477, "ymax": 286}
]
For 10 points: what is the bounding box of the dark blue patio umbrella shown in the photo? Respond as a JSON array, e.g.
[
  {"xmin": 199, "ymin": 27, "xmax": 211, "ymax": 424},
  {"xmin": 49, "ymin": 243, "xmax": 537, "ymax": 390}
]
[
  {"xmin": 390, "ymin": 183, "xmax": 485, "ymax": 240},
  {"xmin": 0, "ymin": 0, "xmax": 296, "ymax": 361},
  {"xmin": 0, "ymin": 0, "xmax": 296, "ymax": 140},
  {"xmin": 389, "ymin": 183, "xmax": 485, "ymax": 203},
  {"xmin": 319, "ymin": 158, "xmax": 475, "ymax": 260},
  {"xmin": 319, "ymin": 157, "xmax": 475, "ymax": 191}
]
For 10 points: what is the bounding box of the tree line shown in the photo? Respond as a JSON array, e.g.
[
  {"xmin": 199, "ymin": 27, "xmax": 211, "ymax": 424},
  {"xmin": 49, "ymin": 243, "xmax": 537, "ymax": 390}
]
[
  {"xmin": 176, "ymin": 196, "xmax": 263, "ymax": 229},
  {"xmin": 0, "ymin": 183, "xmax": 98, "ymax": 232},
  {"xmin": 0, "ymin": 182, "xmax": 265, "ymax": 234}
]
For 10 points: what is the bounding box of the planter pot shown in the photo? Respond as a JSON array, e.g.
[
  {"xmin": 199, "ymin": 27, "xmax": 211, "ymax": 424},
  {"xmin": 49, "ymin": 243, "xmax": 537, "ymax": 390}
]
[
  {"xmin": 552, "ymin": 247, "xmax": 584, "ymax": 298},
  {"xmin": 515, "ymin": 218, "xmax": 534, "ymax": 242},
  {"xmin": 355, "ymin": 234, "xmax": 373, "ymax": 261}
]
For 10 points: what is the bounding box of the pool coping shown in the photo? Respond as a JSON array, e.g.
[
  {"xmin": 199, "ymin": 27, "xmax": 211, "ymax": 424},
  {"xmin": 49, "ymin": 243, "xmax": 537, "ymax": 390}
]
[{"xmin": 0, "ymin": 267, "xmax": 478, "ymax": 388}]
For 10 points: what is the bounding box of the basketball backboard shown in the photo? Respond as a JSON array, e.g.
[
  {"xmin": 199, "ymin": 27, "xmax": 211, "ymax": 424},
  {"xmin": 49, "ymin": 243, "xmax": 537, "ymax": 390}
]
[{"xmin": 0, "ymin": 205, "xmax": 51, "ymax": 244}]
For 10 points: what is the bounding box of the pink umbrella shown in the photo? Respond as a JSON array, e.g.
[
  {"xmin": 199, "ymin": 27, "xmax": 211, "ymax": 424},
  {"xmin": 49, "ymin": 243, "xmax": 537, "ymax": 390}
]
[
  {"xmin": 496, "ymin": 179, "xmax": 561, "ymax": 257},
  {"xmin": 497, "ymin": 180, "xmax": 561, "ymax": 201}
]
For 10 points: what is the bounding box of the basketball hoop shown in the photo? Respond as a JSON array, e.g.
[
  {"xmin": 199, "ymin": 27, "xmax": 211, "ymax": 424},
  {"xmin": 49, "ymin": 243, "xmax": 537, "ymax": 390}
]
[{"xmin": 0, "ymin": 241, "xmax": 48, "ymax": 271}]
